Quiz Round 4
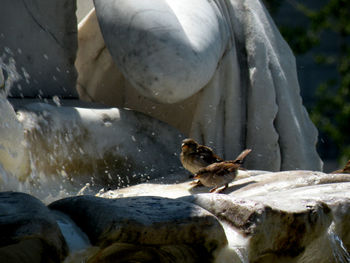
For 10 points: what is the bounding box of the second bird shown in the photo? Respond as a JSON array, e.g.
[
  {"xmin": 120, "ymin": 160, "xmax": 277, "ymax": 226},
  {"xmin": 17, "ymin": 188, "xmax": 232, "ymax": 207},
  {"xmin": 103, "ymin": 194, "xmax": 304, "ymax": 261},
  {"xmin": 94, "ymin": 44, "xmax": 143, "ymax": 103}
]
[{"xmin": 194, "ymin": 149, "xmax": 252, "ymax": 193}]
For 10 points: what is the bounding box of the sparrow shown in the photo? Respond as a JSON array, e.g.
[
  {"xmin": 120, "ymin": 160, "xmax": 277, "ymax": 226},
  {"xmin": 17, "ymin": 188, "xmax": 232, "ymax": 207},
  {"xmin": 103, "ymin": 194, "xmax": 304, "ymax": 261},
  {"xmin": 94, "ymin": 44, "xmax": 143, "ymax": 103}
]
[
  {"xmin": 194, "ymin": 149, "xmax": 252, "ymax": 193},
  {"xmin": 331, "ymin": 160, "xmax": 350, "ymax": 174},
  {"xmin": 180, "ymin": 138, "xmax": 223, "ymax": 175}
]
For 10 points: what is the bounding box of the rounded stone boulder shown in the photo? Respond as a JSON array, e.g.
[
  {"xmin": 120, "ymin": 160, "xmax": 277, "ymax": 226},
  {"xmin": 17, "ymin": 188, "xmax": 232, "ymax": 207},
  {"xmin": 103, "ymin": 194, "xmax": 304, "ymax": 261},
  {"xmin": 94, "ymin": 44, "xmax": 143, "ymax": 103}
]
[
  {"xmin": 179, "ymin": 193, "xmax": 333, "ymax": 262},
  {"xmin": 98, "ymin": 170, "xmax": 350, "ymax": 262},
  {"xmin": 0, "ymin": 192, "xmax": 67, "ymax": 263},
  {"xmin": 49, "ymin": 195, "xmax": 227, "ymax": 262}
]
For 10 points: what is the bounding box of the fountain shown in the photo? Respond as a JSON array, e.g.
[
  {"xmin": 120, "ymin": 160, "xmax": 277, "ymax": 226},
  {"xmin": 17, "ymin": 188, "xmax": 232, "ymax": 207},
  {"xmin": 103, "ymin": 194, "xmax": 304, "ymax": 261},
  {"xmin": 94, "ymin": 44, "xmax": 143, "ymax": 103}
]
[{"xmin": 0, "ymin": 0, "xmax": 349, "ymax": 262}]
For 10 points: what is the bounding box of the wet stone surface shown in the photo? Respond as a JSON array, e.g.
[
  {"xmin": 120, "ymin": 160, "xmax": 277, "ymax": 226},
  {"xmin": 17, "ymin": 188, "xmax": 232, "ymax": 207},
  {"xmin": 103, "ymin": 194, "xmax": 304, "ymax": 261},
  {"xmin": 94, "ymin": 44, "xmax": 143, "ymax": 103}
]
[{"xmin": 0, "ymin": 192, "xmax": 67, "ymax": 263}]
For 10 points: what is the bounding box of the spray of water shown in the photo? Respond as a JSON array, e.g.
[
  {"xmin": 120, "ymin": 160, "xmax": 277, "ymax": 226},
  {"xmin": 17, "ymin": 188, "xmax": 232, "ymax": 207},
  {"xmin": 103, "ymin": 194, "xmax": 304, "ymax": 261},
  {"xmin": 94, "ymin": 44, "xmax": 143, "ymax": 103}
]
[
  {"xmin": 328, "ymin": 222, "xmax": 350, "ymax": 263},
  {"xmin": 215, "ymin": 221, "xmax": 250, "ymax": 263},
  {"xmin": 0, "ymin": 49, "xmax": 21, "ymax": 97},
  {"xmin": 0, "ymin": 49, "xmax": 82, "ymax": 203}
]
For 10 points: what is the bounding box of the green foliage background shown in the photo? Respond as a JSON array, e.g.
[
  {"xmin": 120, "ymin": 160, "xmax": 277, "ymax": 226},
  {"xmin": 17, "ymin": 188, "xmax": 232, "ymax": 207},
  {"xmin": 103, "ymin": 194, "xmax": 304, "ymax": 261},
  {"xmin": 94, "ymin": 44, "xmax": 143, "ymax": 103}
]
[{"xmin": 263, "ymin": 0, "xmax": 350, "ymax": 165}]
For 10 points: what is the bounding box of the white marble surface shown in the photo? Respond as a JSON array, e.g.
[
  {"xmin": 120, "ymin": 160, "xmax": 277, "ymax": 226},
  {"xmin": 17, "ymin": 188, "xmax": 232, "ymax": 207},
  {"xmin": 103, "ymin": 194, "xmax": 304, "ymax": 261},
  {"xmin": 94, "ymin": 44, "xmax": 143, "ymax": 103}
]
[
  {"xmin": 94, "ymin": 0, "xmax": 228, "ymax": 103},
  {"xmin": 76, "ymin": 0, "xmax": 94, "ymax": 22},
  {"xmin": 82, "ymin": 0, "xmax": 322, "ymax": 171}
]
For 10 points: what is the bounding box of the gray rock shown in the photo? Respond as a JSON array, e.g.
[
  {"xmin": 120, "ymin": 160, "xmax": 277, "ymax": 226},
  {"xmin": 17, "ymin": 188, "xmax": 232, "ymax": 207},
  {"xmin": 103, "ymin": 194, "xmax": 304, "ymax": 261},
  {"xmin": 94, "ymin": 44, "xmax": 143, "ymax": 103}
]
[
  {"xmin": 179, "ymin": 193, "xmax": 333, "ymax": 262},
  {"xmin": 99, "ymin": 170, "xmax": 350, "ymax": 262},
  {"xmin": 86, "ymin": 242, "xmax": 202, "ymax": 263},
  {"xmin": 0, "ymin": 0, "xmax": 78, "ymax": 98},
  {"xmin": 0, "ymin": 192, "xmax": 67, "ymax": 263},
  {"xmin": 49, "ymin": 195, "xmax": 227, "ymax": 262},
  {"xmin": 227, "ymin": 170, "xmax": 350, "ymax": 198}
]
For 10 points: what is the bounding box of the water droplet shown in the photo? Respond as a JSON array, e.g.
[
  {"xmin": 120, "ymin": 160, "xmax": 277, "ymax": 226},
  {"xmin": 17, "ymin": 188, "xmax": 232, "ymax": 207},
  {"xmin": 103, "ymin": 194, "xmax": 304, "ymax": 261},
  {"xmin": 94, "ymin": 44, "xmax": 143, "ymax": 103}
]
[
  {"xmin": 52, "ymin": 95, "xmax": 61, "ymax": 106},
  {"xmin": 4, "ymin": 46, "xmax": 13, "ymax": 55},
  {"xmin": 21, "ymin": 67, "xmax": 30, "ymax": 84}
]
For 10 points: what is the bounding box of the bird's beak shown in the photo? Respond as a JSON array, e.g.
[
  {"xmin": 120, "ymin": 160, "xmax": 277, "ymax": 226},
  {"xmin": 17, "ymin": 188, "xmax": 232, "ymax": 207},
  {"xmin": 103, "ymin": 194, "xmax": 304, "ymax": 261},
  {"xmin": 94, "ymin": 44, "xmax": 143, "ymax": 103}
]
[
  {"xmin": 193, "ymin": 174, "xmax": 200, "ymax": 179},
  {"xmin": 181, "ymin": 144, "xmax": 188, "ymax": 151}
]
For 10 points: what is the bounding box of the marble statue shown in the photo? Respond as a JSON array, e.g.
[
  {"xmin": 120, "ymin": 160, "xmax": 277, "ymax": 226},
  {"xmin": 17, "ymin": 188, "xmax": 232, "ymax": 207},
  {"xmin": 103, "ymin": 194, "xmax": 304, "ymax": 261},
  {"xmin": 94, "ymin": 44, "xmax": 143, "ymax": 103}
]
[{"xmin": 77, "ymin": 0, "xmax": 323, "ymax": 171}]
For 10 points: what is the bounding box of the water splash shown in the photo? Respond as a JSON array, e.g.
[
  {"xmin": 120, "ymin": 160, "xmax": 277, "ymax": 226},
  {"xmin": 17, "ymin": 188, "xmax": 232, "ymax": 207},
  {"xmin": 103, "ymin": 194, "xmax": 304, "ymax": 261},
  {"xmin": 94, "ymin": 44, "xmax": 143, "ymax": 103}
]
[
  {"xmin": 328, "ymin": 222, "xmax": 350, "ymax": 263},
  {"xmin": 215, "ymin": 221, "xmax": 249, "ymax": 263},
  {"xmin": 52, "ymin": 210, "xmax": 91, "ymax": 252},
  {"xmin": 0, "ymin": 49, "xmax": 21, "ymax": 97},
  {"xmin": 52, "ymin": 95, "xmax": 61, "ymax": 106}
]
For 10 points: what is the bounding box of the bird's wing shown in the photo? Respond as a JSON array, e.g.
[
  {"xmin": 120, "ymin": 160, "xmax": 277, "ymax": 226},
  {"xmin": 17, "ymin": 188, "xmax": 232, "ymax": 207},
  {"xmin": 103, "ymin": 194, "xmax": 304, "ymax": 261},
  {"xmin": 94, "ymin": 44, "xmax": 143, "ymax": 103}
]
[
  {"xmin": 197, "ymin": 145, "xmax": 223, "ymax": 163},
  {"xmin": 197, "ymin": 162, "xmax": 238, "ymax": 176}
]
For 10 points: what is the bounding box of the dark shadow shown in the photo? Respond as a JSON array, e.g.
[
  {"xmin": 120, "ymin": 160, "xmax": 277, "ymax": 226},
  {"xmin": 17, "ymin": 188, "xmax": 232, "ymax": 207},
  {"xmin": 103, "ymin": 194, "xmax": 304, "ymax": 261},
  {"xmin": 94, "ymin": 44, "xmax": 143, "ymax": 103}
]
[
  {"xmin": 189, "ymin": 180, "xmax": 257, "ymax": 195},
  {"xmin": 223, "ymin": 181, "xmax": 257, "ymax": 194},
  {"xmin": 49, "ymin": 195, "xmax": 221, "ymax": 263},
  {"xmin": 188, "ymin": 183, "xmax": 211, "ymax": 195}
]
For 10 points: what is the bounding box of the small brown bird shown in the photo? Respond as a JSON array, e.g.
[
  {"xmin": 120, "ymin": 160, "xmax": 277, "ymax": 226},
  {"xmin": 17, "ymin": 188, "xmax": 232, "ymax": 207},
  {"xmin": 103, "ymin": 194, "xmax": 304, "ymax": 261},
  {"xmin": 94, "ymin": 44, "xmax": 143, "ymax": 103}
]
[
  {"xmin": 331, "ymin": 160, "xmax": 350, "ymax": 174},
  {"xmin": 194, "ymin": 149, "xmax": 252, "ymax": 193},
  {"xmin": 180, "ymin": 138, "xmax": 223, "ymax": 175}
]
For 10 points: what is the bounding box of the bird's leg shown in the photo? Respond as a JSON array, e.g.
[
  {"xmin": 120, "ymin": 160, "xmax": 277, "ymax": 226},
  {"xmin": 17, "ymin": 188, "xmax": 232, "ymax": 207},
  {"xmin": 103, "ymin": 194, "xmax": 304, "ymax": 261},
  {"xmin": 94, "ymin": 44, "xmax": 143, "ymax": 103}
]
[
  {"xmin": 213, "ymin": 184, "xmax": 228, "ymax": 193},
  {"xmin": 190, "ymin": 180, "xmax": 202, "ymax": 186},
  {"xmin": 209, "ymin": 187, "xmax": 218, "ymax": 193}
]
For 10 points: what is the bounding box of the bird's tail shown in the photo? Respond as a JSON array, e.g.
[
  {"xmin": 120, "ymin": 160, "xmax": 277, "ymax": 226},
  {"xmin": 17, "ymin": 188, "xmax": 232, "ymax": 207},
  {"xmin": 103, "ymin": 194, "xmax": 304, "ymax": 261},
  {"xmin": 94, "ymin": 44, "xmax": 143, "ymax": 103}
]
[
  {"xmin": 340, "ymin": 159, "xmax": 350, "ymax": 173},
  {"xmin": 343, "ymin": 160, "xmax": 350, "ymax": 172},
  {"xmin": 331, "ymin": 159, "xmax": 350, "ymax": 174},
  {"xmin": 233, "ymin": 149, "xmax": 252, "ymax": 165}
]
